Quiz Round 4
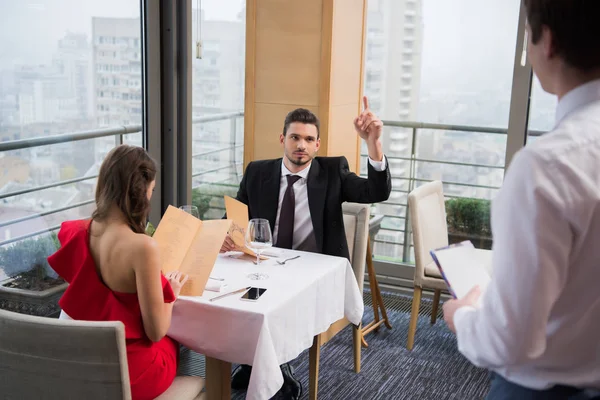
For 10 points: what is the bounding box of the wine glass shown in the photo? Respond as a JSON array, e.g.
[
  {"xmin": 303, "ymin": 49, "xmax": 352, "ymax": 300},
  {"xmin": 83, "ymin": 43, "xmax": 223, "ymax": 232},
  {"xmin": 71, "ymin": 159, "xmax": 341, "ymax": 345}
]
[
  {"xmin": 245, "ymin": 218, "xmax": 272, "ymax": 280},
  {"xmin": 179, "ymin": 205, "xmax": 200, "ymax": 219}
]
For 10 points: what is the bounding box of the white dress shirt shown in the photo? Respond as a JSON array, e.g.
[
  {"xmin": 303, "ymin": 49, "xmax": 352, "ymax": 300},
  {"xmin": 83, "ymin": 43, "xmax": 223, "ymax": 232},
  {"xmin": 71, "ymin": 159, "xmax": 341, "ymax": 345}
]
[
  {"xmin": 273, "ymin": 157, "xmax": 386, "ymax": 250},
  {"xmin": 454, "ymin": 79, "xmax": 600, "ymax": 390}
]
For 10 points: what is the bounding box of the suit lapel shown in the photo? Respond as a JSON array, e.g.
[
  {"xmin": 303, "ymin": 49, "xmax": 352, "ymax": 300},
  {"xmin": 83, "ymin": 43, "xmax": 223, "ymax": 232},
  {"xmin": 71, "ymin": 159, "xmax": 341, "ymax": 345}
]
[
  {"xmin": 307, "ymin": 159, "xmax": 327, "ymax": 253},
  {"xmin": 260, "ymin": 159, "xmax": 282, "ymax": 233}
]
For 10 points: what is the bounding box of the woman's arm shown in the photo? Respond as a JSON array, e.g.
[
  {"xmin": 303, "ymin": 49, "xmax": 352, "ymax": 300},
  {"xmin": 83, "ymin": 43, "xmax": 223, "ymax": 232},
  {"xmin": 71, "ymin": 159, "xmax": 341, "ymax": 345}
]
[{"xmin": 133, "ymin": 236, "xmax": 179, "ymax": 342}]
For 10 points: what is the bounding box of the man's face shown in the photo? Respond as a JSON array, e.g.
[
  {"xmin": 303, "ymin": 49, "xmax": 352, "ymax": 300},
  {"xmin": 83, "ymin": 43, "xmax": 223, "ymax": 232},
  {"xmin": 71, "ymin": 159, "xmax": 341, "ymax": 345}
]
[{"xmin": 280, "ymin": 122, "xmax": 320, "ymax": 168}]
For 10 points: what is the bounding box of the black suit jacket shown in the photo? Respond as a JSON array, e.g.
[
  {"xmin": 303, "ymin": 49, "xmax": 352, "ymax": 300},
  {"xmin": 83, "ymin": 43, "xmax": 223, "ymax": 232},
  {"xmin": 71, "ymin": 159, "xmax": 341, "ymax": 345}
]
[{"xmin": 234, "ymin": 156, "xmax": 391, "ymax": 260}]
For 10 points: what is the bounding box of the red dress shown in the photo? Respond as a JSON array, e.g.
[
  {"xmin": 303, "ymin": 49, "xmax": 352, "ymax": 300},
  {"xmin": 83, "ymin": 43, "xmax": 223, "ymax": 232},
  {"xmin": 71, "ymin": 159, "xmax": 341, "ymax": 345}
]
[{"xmin": 48, "ymin": 220, "xmax": 178, "ymax": 400}]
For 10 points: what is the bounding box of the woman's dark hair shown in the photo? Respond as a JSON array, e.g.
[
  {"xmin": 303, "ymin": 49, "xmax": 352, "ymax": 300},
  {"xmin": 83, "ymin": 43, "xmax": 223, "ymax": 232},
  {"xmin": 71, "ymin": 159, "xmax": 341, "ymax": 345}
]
[
  {"xmin": 524, "ymin": 0, "xmax": 600, "ymax": 71},
  {"xmin": 92, "ymin": 144, "xmax": 157, "ymax": 234}
]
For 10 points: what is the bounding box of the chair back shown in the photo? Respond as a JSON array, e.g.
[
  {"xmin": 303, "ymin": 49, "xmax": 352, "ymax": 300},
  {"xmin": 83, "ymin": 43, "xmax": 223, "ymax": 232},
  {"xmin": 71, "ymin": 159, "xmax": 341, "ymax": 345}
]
[
  {"xmin": 0, "ymin": 309, "xmax": 131, "ymax": 399},
  {"xmin": 342, "ymin": 202, "xmax": 370, "ymax": 292},
  {"xmin": 408, "ymin": 181, "xmax": 448, "ymax": 286}
]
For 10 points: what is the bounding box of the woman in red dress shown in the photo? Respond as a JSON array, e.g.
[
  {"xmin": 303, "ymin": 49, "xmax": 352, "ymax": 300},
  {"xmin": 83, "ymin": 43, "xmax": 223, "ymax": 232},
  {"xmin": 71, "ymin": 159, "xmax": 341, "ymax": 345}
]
[{"xmin": 48, "ymin": 145, "xmax": 196, "ymax": 400}]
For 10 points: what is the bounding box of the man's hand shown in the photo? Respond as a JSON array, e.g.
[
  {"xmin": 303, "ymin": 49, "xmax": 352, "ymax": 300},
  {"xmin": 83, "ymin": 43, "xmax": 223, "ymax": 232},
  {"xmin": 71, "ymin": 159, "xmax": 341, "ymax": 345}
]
[
  {"xmin": 354, "ymin": 96, "xmax": 383, "ymax": 161},
  {"xmin": 354, "ymin": 96, "xmax": 383, "ymax": 142},
  {"xmin": 219, "ymin": 234, "xmax": 237, "ymax": 253},
  {"xmin": 442, "ymin": 286, "xmax": 482, "ymax": 334}
]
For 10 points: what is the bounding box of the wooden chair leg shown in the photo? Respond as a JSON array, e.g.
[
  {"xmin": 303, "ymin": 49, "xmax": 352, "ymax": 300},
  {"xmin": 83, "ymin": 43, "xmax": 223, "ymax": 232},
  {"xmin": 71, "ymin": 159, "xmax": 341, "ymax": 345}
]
[
  {"xmin": 407, "ymin": 286, "xmax": 422, "ymax": 351},
  {"xmin": 353, "ymin": 324, "xmax": 361, "ymax": 373},
  {"xmin": 361, "ymin": 240, "xmax": 392, "ymax": 348},
  {"xmin": 309, "ymin": 334, "xmax": 322, "ymax": 400},
  {"xmin": 205, "ymin": 356, "xmax": 231, "ymax": 400},
  {"xmin": 431, "ymin": 289, "xmax": 441, "ymax": 325},
  {"xmin": 366, "ymin": 242, "xmax": 381, "ymax": 330},
  {"xmin": 374, "ymin": 275, "xmax": 392, "ymax": 329}
]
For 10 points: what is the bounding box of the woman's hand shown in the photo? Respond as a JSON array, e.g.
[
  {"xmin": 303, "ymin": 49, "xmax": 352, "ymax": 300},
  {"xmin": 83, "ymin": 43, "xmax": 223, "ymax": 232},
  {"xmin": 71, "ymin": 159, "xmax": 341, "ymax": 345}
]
[{"xmin": 165, "ymin": 271, "xmax": 189, "ymax": 297}]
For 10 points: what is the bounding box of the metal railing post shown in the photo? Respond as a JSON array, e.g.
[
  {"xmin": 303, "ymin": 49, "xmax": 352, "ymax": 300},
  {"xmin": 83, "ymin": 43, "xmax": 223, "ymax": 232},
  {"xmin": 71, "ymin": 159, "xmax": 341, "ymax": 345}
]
[
  {"xmin": 229, "ymin": 116, "xmax": 237, "ymax": 179},
  {"xmin": 402, "ymin": 127, "xmax": 418, "ymax": 263}
]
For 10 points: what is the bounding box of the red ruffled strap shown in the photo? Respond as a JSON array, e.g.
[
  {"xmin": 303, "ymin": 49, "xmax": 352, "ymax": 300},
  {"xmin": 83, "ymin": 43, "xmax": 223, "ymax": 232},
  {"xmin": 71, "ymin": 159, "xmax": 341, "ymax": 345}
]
[
  {"xmin": 48, "ymin": 219, "xmax": 90, "ymax": 283},
  {"xmin": 162, "ymin": 275, "xmax": 176, "ymax": 303},
  {"xmin": 48, "ymin": 219, "xmax": 176, "ymax": 340}
]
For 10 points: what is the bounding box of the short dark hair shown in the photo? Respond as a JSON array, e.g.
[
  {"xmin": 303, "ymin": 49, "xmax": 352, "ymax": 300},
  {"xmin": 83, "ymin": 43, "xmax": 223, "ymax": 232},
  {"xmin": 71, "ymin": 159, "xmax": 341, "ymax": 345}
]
[
  {"xmin": 92, "ymin": 144, "xmax": 157, "ymax": 234},
  {"xmin": 282, "ymin": 108, "xmax": 320, "ymax": 138},
  {"xmin": 524, "ymin": 0, "xmax": 600, "ymax": 71}
]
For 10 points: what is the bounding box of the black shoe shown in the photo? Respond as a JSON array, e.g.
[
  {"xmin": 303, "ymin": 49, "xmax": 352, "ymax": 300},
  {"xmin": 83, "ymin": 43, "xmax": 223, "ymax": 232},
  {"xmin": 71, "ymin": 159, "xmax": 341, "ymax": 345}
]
[
  {"xmin": 231, "ymin": 364, "xmax": 252, "ymax": 390},
  {"xmin": 277, "ymin": 363, "xmax": 302, "ymax": 400}
]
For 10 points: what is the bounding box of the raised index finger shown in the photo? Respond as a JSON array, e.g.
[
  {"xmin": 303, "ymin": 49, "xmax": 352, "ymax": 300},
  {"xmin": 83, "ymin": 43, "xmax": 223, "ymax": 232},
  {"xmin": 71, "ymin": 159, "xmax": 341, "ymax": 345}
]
[{"xmin": 363, "ymin": 95, "xmax": 370, "ymax": 111}]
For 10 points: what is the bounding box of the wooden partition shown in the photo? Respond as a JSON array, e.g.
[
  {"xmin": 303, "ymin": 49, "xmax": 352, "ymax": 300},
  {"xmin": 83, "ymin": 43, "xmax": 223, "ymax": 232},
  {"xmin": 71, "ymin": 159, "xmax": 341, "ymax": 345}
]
[{"xmin": 244, "ymin": 0, "xmax": 368, "ymax": 172}]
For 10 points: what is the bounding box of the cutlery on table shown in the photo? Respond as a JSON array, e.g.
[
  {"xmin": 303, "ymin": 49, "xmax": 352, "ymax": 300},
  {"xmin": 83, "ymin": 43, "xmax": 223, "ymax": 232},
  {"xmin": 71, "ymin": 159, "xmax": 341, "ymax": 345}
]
[{"xmin": 276, "ymin": 255, "xmax": 301, "ymax": 265}]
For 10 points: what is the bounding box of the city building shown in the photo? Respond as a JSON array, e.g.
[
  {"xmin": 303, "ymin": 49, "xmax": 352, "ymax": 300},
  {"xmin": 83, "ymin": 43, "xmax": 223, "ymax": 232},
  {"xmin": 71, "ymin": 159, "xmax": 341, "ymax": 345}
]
[
  {"xmin": 92, "ymin": 17, "xmax": 143, "ymax": 163},
  {"xmin": 191, "ymin": 12, "xmax": 245, "ymax": 188},
  {"xmin": 53, "ymin": 32, "xmax": 93, "ymax": 121},
  {"xmin": 363, "ymin": 0, "xmax": 424, "ymax": 259}
]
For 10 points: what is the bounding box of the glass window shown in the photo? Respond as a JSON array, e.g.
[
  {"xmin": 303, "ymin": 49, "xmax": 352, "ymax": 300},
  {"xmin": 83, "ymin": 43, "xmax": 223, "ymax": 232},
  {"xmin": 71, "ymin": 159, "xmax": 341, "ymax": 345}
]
[
  {"xmin": 190, "ymin": 0, "xmax": 245, "ymax": 220},
  {"xmin": 527, "ymin": 75, "xmax": 557, "ymax": 142},
  {"xmin": 0, "ymin": 1, "xmax": 143, "ymax": 285},
  {"xmin": 363, "ymin": 0, "xmax": 521, "ymax": 262}
]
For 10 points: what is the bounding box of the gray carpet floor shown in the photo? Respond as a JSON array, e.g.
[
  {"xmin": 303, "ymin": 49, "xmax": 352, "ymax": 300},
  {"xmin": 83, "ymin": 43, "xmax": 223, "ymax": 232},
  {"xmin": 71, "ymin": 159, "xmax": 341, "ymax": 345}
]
[{"xmin": 179, "ymin": 291, "xmax": 491, "ymax": 399}]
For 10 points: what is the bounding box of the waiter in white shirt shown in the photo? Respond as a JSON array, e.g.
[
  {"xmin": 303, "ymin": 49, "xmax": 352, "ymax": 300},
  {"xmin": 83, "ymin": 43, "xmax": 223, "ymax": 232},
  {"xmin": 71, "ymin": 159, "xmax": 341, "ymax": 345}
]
[{"xmin": 443, "ymin": 1, "xmax": 600, "ymax": 399}]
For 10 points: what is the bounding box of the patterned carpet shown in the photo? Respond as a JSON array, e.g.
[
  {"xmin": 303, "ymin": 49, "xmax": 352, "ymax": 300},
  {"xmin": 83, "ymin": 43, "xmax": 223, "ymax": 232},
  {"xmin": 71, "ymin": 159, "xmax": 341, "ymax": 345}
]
[{"xmin": 179, "ymin": 291, "xmax": 491, "ymax": 400}]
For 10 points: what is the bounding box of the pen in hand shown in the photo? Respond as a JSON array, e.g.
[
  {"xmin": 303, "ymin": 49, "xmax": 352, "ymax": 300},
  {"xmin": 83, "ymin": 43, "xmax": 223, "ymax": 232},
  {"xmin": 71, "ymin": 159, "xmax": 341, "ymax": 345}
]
[{"xmin": 209, "ymin": 286, "xmax": 251, "ymax": 302}]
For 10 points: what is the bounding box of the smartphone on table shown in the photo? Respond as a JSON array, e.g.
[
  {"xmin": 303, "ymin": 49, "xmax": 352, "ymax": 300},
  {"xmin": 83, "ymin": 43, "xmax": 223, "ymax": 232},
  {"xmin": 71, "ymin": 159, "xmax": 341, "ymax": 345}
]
[{"xmin": 240, "ymin": 287, "xmax": 267, "ymax": 301}]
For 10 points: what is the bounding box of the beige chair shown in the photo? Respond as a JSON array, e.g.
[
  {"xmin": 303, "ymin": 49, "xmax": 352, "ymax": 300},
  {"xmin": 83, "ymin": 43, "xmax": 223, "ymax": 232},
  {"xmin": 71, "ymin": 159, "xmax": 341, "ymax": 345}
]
[
  {"xmin": 0, "ymin": 309, "xmax": 205, "ymax": 400},
  {"xmin": 308, "ymin": 202, "xmax": 370, "ymax": 400},
  {"xmin": 406, "ymin": 180, "xmax": 448, "ymax": 351}
]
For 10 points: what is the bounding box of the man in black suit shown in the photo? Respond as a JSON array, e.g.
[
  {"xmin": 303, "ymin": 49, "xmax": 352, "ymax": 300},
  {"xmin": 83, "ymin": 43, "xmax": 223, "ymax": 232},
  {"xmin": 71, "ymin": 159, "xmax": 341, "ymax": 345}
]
[{"xmin": 221, "ymin": 96, "xmax": 391, "ymax": 399}]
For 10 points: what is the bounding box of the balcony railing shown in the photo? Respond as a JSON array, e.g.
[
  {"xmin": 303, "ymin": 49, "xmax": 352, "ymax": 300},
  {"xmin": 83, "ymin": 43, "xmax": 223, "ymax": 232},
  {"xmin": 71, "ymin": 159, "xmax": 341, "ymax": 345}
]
[
  {"xmin": 0, "ymin": 112, "xmax": 543, "ymax": 268},
  {"xmin": 366, "ymin": 120, "xmax": 544, "ymax": 264},
  {"xmin": 0, "ymin": 111, "xmax": 243, "ymax": 248}
]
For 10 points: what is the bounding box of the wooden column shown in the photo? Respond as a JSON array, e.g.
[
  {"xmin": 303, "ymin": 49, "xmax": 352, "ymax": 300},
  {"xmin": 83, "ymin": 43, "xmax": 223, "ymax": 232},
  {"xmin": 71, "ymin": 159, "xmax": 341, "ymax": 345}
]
[{"xmin": 244, "ymin": 0, "xmax": 368, "ymax": 172}]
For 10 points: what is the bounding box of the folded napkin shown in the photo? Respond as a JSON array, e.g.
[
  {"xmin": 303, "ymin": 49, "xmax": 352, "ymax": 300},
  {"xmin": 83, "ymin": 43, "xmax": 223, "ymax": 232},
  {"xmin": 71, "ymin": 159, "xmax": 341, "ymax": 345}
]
[
  {"xmin": 261, "ymin": 248, "xmax": 286, "ymax": 258},
  {"xmin": 205, "ymin": 278, "xmax": 228, "ymax": 293}
]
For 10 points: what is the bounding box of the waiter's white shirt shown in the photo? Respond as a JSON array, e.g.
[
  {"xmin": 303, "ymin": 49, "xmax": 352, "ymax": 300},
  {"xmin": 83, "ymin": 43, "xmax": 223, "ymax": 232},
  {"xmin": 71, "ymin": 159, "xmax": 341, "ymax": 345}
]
[{"xmin": 454, "ymin": 79, "xmax": 600, "ymax": 390}]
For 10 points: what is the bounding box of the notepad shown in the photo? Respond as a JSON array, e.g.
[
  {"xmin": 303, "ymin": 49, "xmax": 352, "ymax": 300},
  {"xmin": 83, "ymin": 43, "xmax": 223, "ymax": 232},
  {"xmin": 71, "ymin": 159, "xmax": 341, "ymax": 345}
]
[
  {"xmin": 430, "ymin": 241, "xmax": 492, "ymax": 300},
  {"xmin": 152, "ymin": 205, "xmax": 232, "ymax": 296}
]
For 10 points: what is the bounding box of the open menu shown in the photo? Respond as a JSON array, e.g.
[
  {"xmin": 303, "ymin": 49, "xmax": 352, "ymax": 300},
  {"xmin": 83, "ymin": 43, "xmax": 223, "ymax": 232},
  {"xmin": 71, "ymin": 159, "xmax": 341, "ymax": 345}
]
[
  {"xmin": 152, "ymin": 205, "xmax": 231, "ymax": 296},
  {"xmin": 224, "ymin": 196, "xmax": 267, "ymax": 259},
  {"xmin": 430, "ymin": 241, "xmax": 492, "ymax": 300}
]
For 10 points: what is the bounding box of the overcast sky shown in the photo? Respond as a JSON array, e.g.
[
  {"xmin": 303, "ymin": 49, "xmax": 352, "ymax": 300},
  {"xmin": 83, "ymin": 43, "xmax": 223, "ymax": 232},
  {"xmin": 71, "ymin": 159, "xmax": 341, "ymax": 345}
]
[
  {"xmin": 1, "ymin": 0, "xmax": 517, "ymax": 69},
  {"xmin": 0, "ymin": 0, "xmax": 553, "ymax": 123},
  {"xmin": 0, "ymin": 0, "xmax": 243, "ymax": 67}
]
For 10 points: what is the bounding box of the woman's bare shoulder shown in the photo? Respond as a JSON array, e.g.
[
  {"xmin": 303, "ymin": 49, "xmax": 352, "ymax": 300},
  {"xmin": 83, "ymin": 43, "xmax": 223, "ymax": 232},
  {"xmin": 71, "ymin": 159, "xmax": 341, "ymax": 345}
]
[{"xmin": 127, "ymin": 232, "xmax": 160, "ymax": 271}]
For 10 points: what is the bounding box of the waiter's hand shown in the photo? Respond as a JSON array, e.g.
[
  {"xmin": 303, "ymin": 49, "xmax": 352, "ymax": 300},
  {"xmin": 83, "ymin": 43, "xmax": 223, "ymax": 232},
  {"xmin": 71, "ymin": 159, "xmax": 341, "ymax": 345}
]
[{"xmin": 443, "ymin": 286, "xmax": 482, "ymax": 334}]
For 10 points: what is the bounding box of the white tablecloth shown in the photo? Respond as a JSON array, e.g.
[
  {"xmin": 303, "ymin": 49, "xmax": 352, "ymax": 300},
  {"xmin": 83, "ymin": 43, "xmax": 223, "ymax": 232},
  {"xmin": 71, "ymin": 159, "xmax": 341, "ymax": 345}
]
[{"xmin": 167, "ymin": 250, "xmax": 364, "ymax": 400}]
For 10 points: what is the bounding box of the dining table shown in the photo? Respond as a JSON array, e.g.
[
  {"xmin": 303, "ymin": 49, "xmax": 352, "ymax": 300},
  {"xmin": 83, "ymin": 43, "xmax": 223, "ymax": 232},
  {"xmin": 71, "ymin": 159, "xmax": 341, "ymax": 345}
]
[{"xmin": 167, "ymin": 248, "xmax": 364, "ymax": 400}]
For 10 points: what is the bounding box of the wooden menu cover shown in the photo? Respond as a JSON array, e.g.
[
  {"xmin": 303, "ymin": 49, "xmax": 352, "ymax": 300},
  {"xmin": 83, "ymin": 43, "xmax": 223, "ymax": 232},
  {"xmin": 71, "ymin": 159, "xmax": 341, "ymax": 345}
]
[
  {"xmin": 152, "ymin": 205, "xmax": 231, "ymax": 296},
  {"xmin": 224, "ymin": 196, "xmax": 267, "ymax": 259}
]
